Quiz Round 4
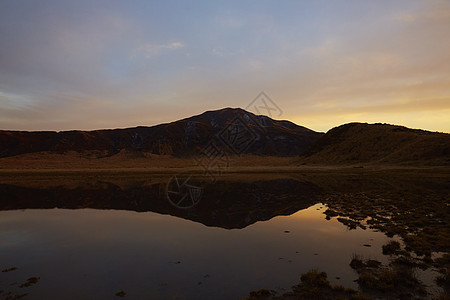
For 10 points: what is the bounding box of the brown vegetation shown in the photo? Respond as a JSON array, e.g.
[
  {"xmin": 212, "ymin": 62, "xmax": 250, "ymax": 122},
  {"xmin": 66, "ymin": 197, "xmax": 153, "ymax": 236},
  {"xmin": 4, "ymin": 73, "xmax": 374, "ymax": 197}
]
[
  {"xmin": 245, "ymin": 270, "xmax": 367, "ymax": 300},
  {"xmin": 299, "ymin": 122, "xmax": 450, "ymax": 166}
]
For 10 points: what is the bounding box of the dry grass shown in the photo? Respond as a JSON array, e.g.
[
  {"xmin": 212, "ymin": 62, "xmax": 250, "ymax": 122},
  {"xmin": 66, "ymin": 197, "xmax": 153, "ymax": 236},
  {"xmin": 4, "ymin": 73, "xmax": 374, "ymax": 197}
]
[
  {"xmin": 0, "ymin": 151, "xmax": 303, "ymax": 170},
  {"xmin": 298, "ymin": 123, "xmax": 450, "ymax": 166},
  {"xmin": 1, "ymin": 150, "xmax": 448, "ymax": 177}
]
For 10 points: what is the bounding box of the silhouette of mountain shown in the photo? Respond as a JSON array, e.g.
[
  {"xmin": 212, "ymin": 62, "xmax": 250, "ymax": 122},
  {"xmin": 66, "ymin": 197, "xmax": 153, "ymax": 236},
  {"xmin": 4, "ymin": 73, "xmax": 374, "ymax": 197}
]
[
  {"xmin": 0, "ymin": 108, "xmax": 322, "ymax": 158},
  {"xmin": 1, "ymin": 110, "xmax": 449, "ymax": 166},
  {"xmin": 299, "ymin": 123, "xmax": 450, "ymax": 165}
]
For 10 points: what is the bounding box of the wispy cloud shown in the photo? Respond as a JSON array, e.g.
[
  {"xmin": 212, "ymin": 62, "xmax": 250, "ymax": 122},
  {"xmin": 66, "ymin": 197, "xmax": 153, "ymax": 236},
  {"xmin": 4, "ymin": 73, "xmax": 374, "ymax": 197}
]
[
  {"xmin": 0, "ymin": 0, "xmax": 449, "ymax": 133},
  {"xmin": 214, "ymin": 13, "xmax": 244, "ymax": 28},
  {"xmin": 133, "ymin": 41, "xmax": 184, "ymax": 58}
]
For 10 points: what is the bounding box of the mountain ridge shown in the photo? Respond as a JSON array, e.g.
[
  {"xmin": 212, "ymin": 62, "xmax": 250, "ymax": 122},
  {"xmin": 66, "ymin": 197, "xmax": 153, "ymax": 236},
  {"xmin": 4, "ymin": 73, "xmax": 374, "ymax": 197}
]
[
  {"xmin": 299, "ymin": 122, "xmax": 450, "ymax": 166},
  {"xmin": 1, "ymin": 108, "xmax": 449, "ymax": 166},
  {"xmin": 0, "ymin": 107, "xmax": 323, "ymax": 158}
]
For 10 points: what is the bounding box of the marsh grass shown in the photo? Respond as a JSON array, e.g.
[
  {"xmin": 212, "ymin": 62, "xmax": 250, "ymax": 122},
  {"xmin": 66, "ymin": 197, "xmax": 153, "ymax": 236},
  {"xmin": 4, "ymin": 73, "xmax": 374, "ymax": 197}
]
[
  {"xmin": 350, "ymin": 253, "xmax": 427, "ymax": 299},
  {"xmin": 382, "ymin": 240, "xmax": 401, "ymax": 255},
  {"xmin": 245, "ymin": 269, "xmax": 368, "ymax": 300},
  {"xmin": 436, "ymin": 267, "xmax": 450, "ymax": 296}
]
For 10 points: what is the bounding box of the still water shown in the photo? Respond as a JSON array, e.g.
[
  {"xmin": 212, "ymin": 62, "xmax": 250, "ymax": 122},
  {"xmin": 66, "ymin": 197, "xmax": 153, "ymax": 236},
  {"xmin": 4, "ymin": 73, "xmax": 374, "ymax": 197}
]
[
  {"xmin": 0, "ymin": 173, "xmax": 447, "ymax": 299},
  {"xmin": 0, "ymin": 206, "xmax": 390, "ymax": 299}
]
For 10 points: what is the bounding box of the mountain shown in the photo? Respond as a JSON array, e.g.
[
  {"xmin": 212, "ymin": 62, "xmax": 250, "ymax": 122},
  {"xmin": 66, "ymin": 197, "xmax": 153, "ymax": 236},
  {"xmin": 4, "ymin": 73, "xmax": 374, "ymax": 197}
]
[
  {"xmin": 1, "ymin": 110, "xmax": 449, "ymax": 165},
  {"xmin": 299, "ymin": 122, "xmax": 450, "ymax": 166},
  {"xmin": 0, "ymin": 108, "xmax": 323, "ymax": 158}
]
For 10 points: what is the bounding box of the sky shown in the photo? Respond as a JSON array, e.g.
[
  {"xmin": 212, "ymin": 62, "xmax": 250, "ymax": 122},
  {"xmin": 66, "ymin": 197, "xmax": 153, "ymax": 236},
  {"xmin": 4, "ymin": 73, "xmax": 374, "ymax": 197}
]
[{"xmin": 0, "ymin": 0, "xmax": 449, "ymax": 133}]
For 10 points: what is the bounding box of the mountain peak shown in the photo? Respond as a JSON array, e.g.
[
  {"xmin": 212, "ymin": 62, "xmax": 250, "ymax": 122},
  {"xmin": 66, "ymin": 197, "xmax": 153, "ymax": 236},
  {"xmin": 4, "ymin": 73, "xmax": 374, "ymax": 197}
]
[{"xmin": 0, "ymin": 108, "xmax": 322, "ymax": 157}]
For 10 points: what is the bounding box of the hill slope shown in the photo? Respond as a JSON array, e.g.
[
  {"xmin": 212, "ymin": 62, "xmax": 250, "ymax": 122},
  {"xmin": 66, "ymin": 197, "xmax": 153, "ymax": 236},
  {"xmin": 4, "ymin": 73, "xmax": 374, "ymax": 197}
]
[
  {"xmin": 0, "ymin": 108, "xmax": 323, "ymax": 158},
  {"xmin": 299, "ymin": 123, "xmax": 450, "ymax": 166}
]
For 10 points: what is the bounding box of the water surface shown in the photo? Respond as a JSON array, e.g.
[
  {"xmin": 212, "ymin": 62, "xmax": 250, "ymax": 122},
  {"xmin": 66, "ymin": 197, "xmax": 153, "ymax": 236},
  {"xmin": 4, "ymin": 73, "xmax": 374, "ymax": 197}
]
[{"xmin": 0, "ymin": 172, "xmax": 448, "ymax": 299}]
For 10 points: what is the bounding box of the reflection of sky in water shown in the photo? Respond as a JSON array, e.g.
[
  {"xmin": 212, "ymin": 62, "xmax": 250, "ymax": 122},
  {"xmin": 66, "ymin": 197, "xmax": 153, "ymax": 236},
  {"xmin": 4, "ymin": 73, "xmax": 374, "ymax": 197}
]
[{"xmin": 0, "ymin": 204, "xmax": 391, "ymax": 299}]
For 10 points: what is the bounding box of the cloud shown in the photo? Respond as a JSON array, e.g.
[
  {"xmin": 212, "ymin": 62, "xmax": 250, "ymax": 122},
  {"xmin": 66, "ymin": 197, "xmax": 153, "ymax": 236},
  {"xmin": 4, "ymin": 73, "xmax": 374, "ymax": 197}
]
[
  {"xmin": 0, "ymin": 1, "xmax": 449, "ymax": 133},
  {"xmin": 214, "ymin": 13, "xmax": 244, "ymax": 28},
  {"xmin": 394, "ymin": 13, "xmax": 416, "ymax": 23},
  {"xmin": 211, "ymin": 48, "xmax": 225, "ymax": 57},
  {"xmin": 133, "ymin": 41, "xmax": 184, "ymax": 58},
  {"xmin": 394, "ymin": 0, "xmax": 450, "ymax": 23},
  {"xmin": 300, "ymin": 39, "xmax": 339, "ymax": 58}
]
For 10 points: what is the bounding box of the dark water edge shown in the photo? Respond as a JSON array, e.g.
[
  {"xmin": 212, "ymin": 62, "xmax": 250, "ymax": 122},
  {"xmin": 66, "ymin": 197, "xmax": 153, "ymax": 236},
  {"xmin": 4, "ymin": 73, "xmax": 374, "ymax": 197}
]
[{"xmin": 0, "ymin": 171, "xmax": 449, "ymax": 299}]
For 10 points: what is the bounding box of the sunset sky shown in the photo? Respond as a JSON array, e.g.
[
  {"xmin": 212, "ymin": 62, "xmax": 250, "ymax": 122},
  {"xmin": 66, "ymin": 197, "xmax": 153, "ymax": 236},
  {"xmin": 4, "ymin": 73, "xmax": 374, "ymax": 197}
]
[{"xmin": 0, "ymin": 0, "xmax": 449, "ymax": 133}]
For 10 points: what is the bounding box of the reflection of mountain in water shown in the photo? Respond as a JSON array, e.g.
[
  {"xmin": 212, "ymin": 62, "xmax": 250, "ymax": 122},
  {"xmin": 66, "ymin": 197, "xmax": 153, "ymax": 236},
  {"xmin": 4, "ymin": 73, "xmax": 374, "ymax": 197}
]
[
  {"xmin": 1, "ymin": 171, "xmax": 448, "ymax": 231},
  {"xmin": 0, "ymin": 179, "xmax": 320, "ymax": 229}
]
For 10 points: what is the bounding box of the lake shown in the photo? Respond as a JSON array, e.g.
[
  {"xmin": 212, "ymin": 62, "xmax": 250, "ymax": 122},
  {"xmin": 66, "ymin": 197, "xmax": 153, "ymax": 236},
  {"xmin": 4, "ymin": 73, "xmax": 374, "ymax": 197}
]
[{"xmin": 0, "ymin": 171, "xmax": 448, "ymax": 299}]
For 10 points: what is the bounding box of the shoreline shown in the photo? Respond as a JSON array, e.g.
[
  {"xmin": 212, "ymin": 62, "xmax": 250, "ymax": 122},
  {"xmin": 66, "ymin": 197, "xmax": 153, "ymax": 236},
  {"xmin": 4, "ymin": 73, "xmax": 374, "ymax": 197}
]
[{"xmin": 0, "ymin": 164, "xmax": 448, "ymax": 173}]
